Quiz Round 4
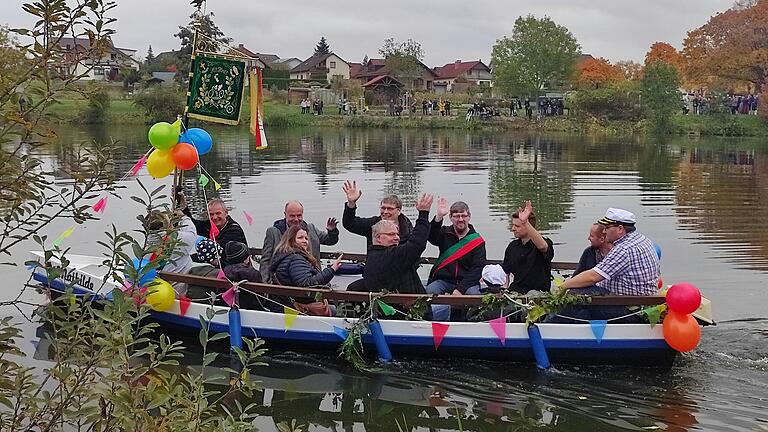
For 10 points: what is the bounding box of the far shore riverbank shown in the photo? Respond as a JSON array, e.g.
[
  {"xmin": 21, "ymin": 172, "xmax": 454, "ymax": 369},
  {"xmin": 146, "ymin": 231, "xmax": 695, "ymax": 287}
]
[{"xmin": 47, "ymin": 99, "xmax": 768, "ymax": 137}]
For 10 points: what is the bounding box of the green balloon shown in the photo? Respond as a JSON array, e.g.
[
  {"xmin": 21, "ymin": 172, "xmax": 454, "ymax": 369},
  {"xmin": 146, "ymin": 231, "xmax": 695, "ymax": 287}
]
[{"xmin": 148, "ymin": 122, "xmax": 178, "ymax": 150}]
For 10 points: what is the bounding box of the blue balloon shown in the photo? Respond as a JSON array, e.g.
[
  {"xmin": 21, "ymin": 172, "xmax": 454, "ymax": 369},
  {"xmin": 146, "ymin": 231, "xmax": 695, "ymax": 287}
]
[
  {"xmin": 125, "ymin": 257, "xmax": 157, "ymax": 287},
  {"xmin": 653, "ymin": 243, "xmax": 662, "ymax": 260},
  {"xmin": 180, "ymin": 128, "xmax": 213, "ymax": 155}
]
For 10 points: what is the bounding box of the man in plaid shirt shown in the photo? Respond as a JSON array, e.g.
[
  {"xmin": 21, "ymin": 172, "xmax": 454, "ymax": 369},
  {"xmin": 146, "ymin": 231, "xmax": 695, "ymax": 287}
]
[{"xmin": 561, "ymin": 208, "xmax": 660, "ymax": 296}]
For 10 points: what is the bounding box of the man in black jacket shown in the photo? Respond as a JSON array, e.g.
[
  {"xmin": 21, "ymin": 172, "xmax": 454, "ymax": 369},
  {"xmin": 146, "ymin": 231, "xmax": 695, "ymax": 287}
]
[
  {"xmin": 178, "ymin": 194, "xmax": 248, "ymax": 266},
  {"xmin": 341, "ymin": 180, "xmax": 413, "ymax": 248},
  {"xmin": 426, "ymin": 199, "xmax": 486, "ymax": 296},
  {"xmin": 358, "ymin": 193, "xmax": 450, "ymax": 320}
]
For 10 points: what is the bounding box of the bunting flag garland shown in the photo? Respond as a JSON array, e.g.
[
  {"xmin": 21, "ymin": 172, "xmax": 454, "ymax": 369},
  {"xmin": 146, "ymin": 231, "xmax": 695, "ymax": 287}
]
[
  {"xmin": 377, "ymin": 300, "xmax": 396, "ymax": 316},
  {"xmin": 643, "ymin": 304, "xmax": 666, "ymax": 327},
  {"xmin": 589, "ymin": 320, "xmax": 608, "ymax": 343},
  {"xmin": 198, "ymin": 174, "xmax": 210, "ymax": 188},
  {"xmin": 92, "ymin": 196, "xmax": 108, "ymax": 213},
  {"xmin": 489, "ymin": 317, "xmax": 507, "ymax": 345},
  {"xmin": 431, "ymin": 322, "xmax": 450, "ymax": 350},
  {"xmin": 242, "ymin": 210, "xmax": 253, "ymax": 226},
  {"xmin": 333, "ymin": 325, "xmax": 349, "ymax": 341},
  {"xmin": 178, "ymin": 295, "xmax": 191, "ymax": 316},
  {"xmin": 129, "ymin": 154, "xmax": 148, "ymax": 176},
  {"xmin": 213, "ymin": 180, "xmax": 222, "ymax": 191},
  {"xmin": 221, "ymin": 286, "xmax": 236, "ymax": 307},
  {"xmin": 284, "ymin": 306, "xmax": 299, "ymax": 330},
  {"xmin": 121, "ymin": 281, "xmax": 133, "ymax": 292},
  {"xmin": 52, "ymin": 227, "xmax": 75, "ymax": 248},
  {"xmin": 209, "ymin": 221, "xmax": 220, "ymax": 240},
  {"xmin": 216, "ymin": 269, "xmax": 226, "ymax": 280},
  {"xmin": 249, "ymin": 69, "xmax": 268, "ymax": 149}
]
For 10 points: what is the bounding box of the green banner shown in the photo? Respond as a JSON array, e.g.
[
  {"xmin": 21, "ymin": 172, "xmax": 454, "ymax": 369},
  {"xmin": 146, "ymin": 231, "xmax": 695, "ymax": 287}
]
[{"xmin": 187, "ymin": 55, "xmax": 246, "ymax": 125}]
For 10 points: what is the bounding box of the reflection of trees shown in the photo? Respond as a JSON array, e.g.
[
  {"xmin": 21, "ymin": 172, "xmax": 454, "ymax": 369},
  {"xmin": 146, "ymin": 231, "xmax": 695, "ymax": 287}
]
[
  {"xmin": 675, "ymin": 147, "xmax": 768, "ymax": 270},
  {"xmin": 488, "ymin": 136, "xmax": 574, "ymax": 231}
]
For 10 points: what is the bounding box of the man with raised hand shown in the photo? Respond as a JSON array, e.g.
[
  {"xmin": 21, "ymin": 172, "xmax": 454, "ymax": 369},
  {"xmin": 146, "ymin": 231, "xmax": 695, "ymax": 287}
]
[
  {"xmin": 341, "ymin": 180, "xmax": 413, "ymax": 247},
  {"xmin": 501, "ymin": 200, "xmax": 554, "ymax": 295},
  {"xmin": 358, "ymin": 193, "xmax": 450, "ymax": 320},
  {"xmin": 259, "ymin": 200, "xmax": 339, "ymax": 283},
  {"xmin": 425, "ymin": 198, "xmax": 486, "ymax": 296}
]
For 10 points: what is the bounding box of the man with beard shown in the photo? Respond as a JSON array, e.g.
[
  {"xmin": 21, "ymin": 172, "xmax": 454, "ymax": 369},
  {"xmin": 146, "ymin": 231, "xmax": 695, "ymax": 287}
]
[{"xmin": 425, "ymin": 199, "xmax": 486, "ymax": 296}]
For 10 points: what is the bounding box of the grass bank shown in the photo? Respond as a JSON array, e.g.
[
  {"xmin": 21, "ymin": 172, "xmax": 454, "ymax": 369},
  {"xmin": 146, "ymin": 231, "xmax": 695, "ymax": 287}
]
[{"xmin": 45, "ymin": 98, "xmax": 768, "ymax": 137}]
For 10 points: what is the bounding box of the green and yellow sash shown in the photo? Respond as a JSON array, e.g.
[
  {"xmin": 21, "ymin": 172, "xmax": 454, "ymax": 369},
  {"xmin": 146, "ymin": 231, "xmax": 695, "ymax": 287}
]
[{"xmin": 431, "ymin": 232, "xmax": 485, "ymax": 274}]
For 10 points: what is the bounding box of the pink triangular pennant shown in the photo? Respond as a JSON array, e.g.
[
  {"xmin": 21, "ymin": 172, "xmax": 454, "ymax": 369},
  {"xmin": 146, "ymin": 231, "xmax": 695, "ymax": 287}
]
[
  {"xmin": 221, "ymin": 286, "xmax": 236, "ymax": 307},
  {"xmin": 121, "ymin": 281, "xmax": 133, "ymax": 292},
  {"xmin": 130, "ymin": 154, "xmax": 148, "ymax": 176},
  {"xmin": 92, "ymin": 196, "xmax": 107, "ymax": 213},
  {"xmin": 489, "ymin": 317, "xmax": 506, "ymax": 345},
  {"xmin": 243, "ymin": 210, "xmax": 253, "ymax": 226},
  {"xmin": 431, "ymin": 322, "xmax": 450, "ymax": 350},
  {"xmin": 216, "ymin": 269, "xmax": 226, "ymax": 280},
  {"xmin": 178, "ymin": 295, "xmax": 191, "ymax": 316},
  {"xmin": 209, "ymin": 221, "xmax": 220, "ymax": 240}
]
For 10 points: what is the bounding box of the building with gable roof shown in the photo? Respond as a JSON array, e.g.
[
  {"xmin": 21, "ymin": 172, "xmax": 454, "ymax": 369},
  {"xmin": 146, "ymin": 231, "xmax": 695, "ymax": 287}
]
[
  {"xmin": 290, "ymin": 53, "xmax": 350, "ymax": 83},
  {"xmin": 432, "ymin": 60, "xmax": 492, "ymax": 93},
  {"xmin": 352, "ymin": 58, "xmax": 436, "ymax": 91},
  {"xmin": 57, "ymin": 37, "xmax": 140, "ymax": 81}
]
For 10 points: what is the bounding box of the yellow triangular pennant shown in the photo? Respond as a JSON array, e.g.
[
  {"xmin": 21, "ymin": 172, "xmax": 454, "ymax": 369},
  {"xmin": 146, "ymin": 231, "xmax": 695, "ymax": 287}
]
[
  {"xmin": 214, "ymin": 180, "xmax": 221, "ymax": 191},
  {"xmin": 284, "ymin": 306, "xmax": 299, "ymax": 330}
]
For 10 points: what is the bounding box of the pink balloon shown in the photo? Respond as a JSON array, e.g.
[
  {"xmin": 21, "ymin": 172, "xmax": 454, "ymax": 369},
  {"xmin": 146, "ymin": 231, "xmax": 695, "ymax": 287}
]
[{"xmin": 666, "ymin": 283, "xmax": 702, "ymax": 315}]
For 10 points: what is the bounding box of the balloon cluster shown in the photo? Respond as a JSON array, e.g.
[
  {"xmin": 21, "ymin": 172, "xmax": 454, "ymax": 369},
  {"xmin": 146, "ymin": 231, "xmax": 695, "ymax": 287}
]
[
  {"xmin": 124, "ymin": 258, "xmax": 176, "ymax": 312},
  {"xmin": 146, "ymin": 119, "xmax": 213, "ymax": 178},
  {"xmin": 662, "ymin": 283, "xmax": 702, "ymax": 352}
]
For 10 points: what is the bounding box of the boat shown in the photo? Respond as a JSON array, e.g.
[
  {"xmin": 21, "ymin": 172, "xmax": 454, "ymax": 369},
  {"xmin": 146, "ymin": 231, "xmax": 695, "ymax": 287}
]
[{"xmin": 27, "ymin": 249, "xmax": 711, "ymax": 368}]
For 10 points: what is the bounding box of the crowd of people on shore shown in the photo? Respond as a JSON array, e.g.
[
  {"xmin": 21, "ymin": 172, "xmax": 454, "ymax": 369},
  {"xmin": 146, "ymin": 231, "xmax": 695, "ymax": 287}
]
[
  {"xmin": 153, "ymin": 183, "xmax": 660, "ymax": 322},
  {"xmin": 682, "ymin": 93, "xmax": 759, "ymax": 116}
]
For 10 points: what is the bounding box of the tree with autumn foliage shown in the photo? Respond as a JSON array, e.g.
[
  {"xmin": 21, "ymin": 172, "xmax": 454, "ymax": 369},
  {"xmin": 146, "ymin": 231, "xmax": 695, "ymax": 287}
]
[
  {"xmin": 576, "ymin": 57, "xmax": 624, "ymax": 88},
  {"xmin": 616, "ymin": 60, "xmax": 644, "ymax": 81},
  {"xmin": 682, "ymin": 0, "xmax": 768, "ymax": 92},
  {"xmin": 645, "ymin": 42, "xmax": 685, "ymax": 76}
]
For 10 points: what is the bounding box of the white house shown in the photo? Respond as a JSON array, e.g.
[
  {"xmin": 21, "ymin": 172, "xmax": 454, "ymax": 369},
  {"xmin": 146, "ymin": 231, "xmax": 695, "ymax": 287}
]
[
  {"xmin": 290, "ymin": 53, "xmax": 350, "ymax": 82},
  {"xmin": 58, "ymin": 37, "xmax": 140, "ymax": 81}
]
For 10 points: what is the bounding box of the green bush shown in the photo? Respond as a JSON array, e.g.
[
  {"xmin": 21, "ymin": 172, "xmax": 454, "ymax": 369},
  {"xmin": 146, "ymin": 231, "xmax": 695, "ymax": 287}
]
[
  {"xmin": 571, "ymin": 82, "xmax": 642, "ymax": 121},
  {"xmin": 81, "ymin": 87, "xmax": 110, "ymax": 123},
  {"xmin": 263, "ymin": 68, "xmax": 290, "ymax": 90},
  {"xmin": 133, "ymin": 86, "xmax": 184, "ymax": 123}
]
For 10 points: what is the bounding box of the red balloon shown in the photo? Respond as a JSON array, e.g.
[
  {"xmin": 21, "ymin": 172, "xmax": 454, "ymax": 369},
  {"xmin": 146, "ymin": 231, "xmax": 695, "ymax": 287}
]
[
  {"xmin": 171, "ymin": 142, "xmax": 199, "ymax": 170},
  {"xmin": 663, "ymin": 310, "xmax": 701, "ymax": 352},
  {"xmin": 666, "ymin": 283, "xmax": 702, "ymax": 315}
]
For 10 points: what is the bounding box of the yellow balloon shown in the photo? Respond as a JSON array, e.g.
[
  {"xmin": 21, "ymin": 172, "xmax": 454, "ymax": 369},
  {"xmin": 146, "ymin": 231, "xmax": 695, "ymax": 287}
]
[
  {"xmin": 146, "ymin": 149, "xmax": 176, "ymax": 179},
  {"xmin": 145, "ymin": 278, "xmax": 176, "ymax": 312}
]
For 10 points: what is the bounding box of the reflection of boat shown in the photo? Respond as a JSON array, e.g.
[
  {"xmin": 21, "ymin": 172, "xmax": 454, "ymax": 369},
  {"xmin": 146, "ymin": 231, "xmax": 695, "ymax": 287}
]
[{"xmin": 29, "ymin": 251, "xmax": 686, "ymax": 367}]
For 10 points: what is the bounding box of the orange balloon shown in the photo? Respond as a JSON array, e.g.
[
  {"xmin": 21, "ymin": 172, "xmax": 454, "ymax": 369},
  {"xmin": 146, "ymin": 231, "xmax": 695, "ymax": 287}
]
[
  {"xmin": 171, "ymin": 142, "xmax": 199, "ymax": 170},
  {"xmin": 663, "ymin": 310, "xmax": 701, "ymax": 352}
]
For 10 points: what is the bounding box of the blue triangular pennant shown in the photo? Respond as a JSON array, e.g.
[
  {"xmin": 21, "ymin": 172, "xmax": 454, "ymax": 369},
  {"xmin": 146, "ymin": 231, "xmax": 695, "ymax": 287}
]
[
  {"xmin": 333, "ymin": 326, "xmax": 349, "ymax": 341},
  {"xmin": 589, "ymin": 320, "xmax": 608, "ymax": 343}
]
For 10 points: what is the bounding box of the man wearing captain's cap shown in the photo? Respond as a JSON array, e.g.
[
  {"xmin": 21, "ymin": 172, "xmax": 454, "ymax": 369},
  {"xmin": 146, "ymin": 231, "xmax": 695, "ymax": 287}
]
[{"xmin": 560, "ymin": 207, "xmax": 660, "ymax": 298}]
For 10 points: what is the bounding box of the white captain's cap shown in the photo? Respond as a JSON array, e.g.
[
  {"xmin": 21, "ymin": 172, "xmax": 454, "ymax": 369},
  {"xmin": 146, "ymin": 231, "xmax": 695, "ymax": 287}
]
[{"xmin": 598, "ymin": 208, "xmax": 636, "ymax": 226}]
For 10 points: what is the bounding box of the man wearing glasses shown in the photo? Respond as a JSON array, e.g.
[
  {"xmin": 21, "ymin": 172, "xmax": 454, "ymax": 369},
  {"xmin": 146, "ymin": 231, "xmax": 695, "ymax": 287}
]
[
  {"xmin": 560, "ymin": 208, "xmax": 660, "ymax": 297},
  {"xmin": 342, "ymin": 180, "xmax": 414, "ymax": 247},
  {"xmin": 425, "ymin": 199, "xmax": 486, "ymax": 296}
]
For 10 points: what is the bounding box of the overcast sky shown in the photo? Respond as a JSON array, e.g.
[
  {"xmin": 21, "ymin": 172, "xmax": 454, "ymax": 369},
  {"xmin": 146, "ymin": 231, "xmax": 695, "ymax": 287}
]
[{"xmin": 2, "ymin": 0, "xmax": 734, "ymax": 66}]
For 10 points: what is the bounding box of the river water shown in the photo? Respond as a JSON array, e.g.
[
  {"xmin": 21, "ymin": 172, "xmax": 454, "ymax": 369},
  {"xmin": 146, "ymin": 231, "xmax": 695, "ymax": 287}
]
[{"xmin": 3, "ymin": 125, "xmax": 767, "ymax": 431}]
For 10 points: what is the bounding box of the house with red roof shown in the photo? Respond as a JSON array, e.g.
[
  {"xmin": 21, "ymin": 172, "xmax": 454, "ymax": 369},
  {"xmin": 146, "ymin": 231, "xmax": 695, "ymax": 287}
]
[
  {"xmin": 432, "ymin": 60, "xmax": 492, "ymax": 94},
  {"xmin": 351, "ymin": 58, "xmax": 436, "ymax": 91},
  {"xmin": 229, "ymin": 44, "xmax": 272, "ymax": 73}
]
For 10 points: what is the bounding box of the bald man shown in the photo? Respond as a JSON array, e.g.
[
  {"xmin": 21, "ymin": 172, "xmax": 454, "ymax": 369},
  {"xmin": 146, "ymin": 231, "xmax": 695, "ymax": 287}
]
[{"xmin": 259, "ymin": 201, "xmax": 340, "ymax": 283}]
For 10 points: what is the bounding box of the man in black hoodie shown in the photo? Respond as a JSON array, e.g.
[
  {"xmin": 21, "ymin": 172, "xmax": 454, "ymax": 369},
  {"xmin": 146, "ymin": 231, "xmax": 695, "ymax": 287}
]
[
  {"xmin": 359, "ymin": 193, "xmax": 450, "ymax": 320},
  {"xmin": 425, "ymin": 199, "xmax": 486, "ymax": 296},
  {"xmin": 342, "ymin": 179, "xmax": 413, "ymax": 248}
]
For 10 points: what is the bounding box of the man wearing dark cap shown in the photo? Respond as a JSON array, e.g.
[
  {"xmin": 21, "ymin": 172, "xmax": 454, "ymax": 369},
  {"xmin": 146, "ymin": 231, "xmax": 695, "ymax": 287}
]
[{"xmin": 561, "ymin": 208, "xmax": 660, "ymax": 296}]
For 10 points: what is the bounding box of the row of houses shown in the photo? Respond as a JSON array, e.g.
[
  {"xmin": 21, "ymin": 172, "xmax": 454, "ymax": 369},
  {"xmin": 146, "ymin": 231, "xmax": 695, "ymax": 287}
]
[{"xmin": 55, "ymin": 37, "xmax": 493, "ymax": 96}]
